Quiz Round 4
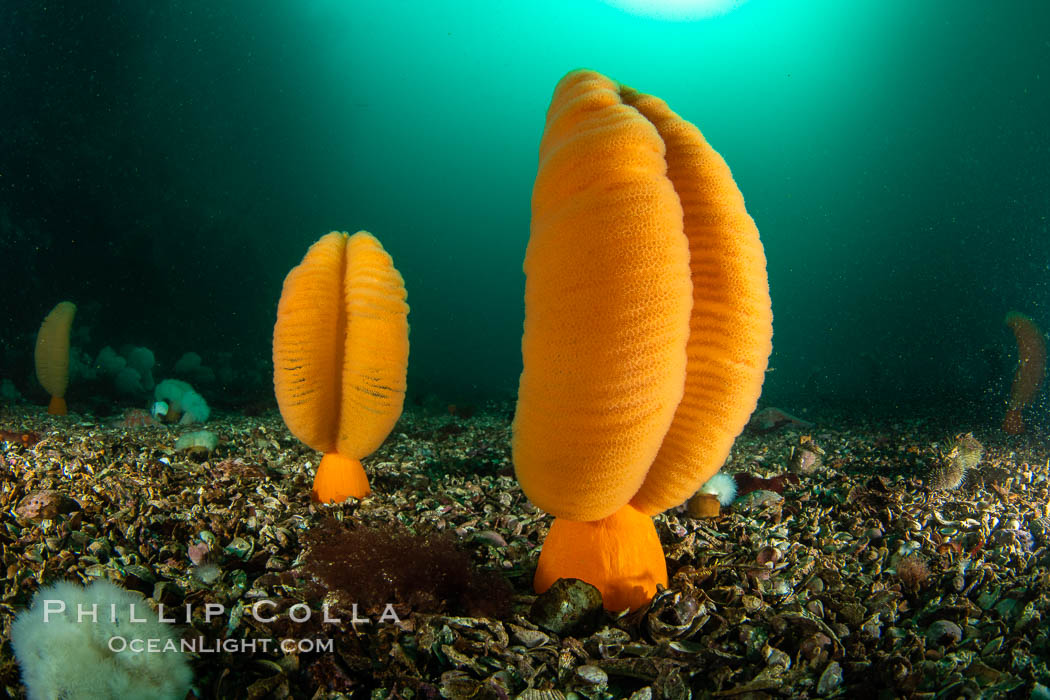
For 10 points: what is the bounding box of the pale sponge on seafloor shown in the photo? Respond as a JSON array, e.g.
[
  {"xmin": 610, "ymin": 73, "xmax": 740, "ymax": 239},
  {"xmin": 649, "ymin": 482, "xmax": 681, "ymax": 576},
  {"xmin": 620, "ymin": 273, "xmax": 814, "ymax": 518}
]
[{"xmin": 10, "ymin": 579, "xmax": 192, "ymax": 700}]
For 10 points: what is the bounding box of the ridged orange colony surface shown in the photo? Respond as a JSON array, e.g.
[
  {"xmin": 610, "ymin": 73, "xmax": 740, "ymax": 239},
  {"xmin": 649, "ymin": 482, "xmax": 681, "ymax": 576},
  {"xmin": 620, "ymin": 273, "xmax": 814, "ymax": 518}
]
[
  {"xmin": 273, "ymin": 231, "xmax": 409, "ymax": 503},
  {"xmin": 35, "ymin": 301, "xmax": 77, "ymax": 416},
  {"xmin": 513, "ymin": 69, "xmax": 773, "ymax": 611},
  {"xmin": 1002, "ymin": 311, "xmax": 1045, "ymax": 434}
]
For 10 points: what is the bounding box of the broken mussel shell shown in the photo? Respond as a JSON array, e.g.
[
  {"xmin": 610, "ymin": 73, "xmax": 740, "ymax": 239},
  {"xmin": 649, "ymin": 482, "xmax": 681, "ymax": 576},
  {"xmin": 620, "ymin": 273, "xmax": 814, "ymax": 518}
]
[{"xmin": 645, "ymin": 587, "xmax": 708, "ymax": 643}]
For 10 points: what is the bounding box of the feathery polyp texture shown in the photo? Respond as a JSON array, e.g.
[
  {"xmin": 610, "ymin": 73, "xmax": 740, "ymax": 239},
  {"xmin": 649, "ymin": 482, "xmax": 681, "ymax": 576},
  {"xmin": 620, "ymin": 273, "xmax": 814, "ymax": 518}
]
[
  {"xmin": 514, "ymin": 69, "xmax": 772, "ymax": 609},
  {"xmin": 533, "ymin": 503, "xmax": 667, "ymax": 612},
  {"xmin": 337, "ymin": 232, "xmax": 411, "ymax": 458},
  {"xmin": 513, "ymin": 70, "xmax": 693, "ymax": 523},
  {"xmin": 1003, "ymin": 311, "xmax": 1046, "ymax": 434},
  {"xmin": 514, "ymin": 69, "xmax": 772, "ymax": 521},
  {"xmin": 34, "ymin": 301, "xmax": 76, "ymax": 415},
  {"xmin": 273, "ymin": 234, "xmax": 345, "ymax": 453},
  {"xmin": 273, "ymin": 231, "xmax": 409, "ymax": 502},
  {"xmin": 621, "ymin": 87, "xmax": 773, "ymax": 515}
]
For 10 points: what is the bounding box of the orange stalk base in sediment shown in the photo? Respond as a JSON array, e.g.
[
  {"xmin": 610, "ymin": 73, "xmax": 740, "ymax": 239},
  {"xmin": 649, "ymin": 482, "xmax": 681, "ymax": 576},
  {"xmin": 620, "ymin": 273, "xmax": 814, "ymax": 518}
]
[
  {"xmin": 534, "ymin": 502, "xmax": 667, "ymax": 612},
  {"xmin": 311, "ymin": 452, "xmax": 371, "ymax": 504}
]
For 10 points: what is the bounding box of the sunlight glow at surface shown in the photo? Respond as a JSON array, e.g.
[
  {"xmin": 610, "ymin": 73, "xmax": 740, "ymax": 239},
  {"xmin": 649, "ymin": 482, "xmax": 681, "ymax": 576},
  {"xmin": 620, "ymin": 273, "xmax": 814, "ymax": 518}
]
[{"xmin": 605, "ymin": 0, "xmax": 748, "ymax": 20}]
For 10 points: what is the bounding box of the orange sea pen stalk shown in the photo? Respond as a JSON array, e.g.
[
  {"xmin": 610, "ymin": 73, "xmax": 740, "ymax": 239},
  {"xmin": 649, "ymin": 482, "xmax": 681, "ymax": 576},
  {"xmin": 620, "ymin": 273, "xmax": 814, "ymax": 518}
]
[
  {"xmin": 1003, "ymin": 311, "xmax": 1046, "ymax": 434},
  {"xmin": 513, "ymin": 70, "xmax": 772, "ymax": 611},
  {"xmin": 273, "ymin": 232, "xmax": 409, "ymax": 503}
]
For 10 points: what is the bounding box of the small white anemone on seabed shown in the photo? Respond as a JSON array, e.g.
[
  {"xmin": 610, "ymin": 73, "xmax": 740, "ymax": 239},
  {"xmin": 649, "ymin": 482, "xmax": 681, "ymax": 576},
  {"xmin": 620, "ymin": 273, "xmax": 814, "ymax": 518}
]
[{"xmin": 700, "ymin": 471, "xmax": 738, "ymax": 506}]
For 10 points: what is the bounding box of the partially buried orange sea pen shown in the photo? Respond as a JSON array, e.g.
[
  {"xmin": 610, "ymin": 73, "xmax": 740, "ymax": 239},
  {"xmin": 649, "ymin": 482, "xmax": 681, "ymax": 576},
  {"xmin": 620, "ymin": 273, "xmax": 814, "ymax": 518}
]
[
  {"xmin": 513, "ymin": 69, "xmax": 773, "ymax": 611},
  {"xmin": 273, "ymin": 231, "xmax": 410, "ymax": 503}
]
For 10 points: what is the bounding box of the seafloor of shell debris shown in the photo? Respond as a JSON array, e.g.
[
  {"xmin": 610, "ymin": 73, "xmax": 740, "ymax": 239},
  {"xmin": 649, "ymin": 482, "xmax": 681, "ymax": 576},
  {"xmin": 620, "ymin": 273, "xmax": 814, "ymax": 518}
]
[{"xmin": 1, "ymin": 402, "xmax": 1050, "ymax": 699}]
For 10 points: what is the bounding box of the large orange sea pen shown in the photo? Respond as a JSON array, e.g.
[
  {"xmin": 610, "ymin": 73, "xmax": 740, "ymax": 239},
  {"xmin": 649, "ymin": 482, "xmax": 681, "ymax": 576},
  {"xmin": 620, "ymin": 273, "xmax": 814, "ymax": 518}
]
[
  {"xmin": 513, "ymin": 70, "xmax": 773, "ymax": 611},
  {"xmin": 273, "ymin": 231, "xmax": 409, "ymax": 503}
]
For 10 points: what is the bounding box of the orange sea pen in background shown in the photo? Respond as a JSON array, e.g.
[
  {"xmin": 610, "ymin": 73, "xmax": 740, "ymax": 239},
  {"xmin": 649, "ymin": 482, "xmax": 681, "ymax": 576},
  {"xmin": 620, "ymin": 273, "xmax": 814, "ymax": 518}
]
[
  {"xmin": 34, "ymin": 301, "xmax": 77, "ymax": 415},
  {"xmin": 273, "ymin": 231, "xmax": 409, "ymax": 503},
  {"xmin": 1002, "ymin": 311, "xmax": 1046, "ymax": 434},
  {"xmin": 513, "ymin": 70, "xmax": 773, "ymax": 611}
]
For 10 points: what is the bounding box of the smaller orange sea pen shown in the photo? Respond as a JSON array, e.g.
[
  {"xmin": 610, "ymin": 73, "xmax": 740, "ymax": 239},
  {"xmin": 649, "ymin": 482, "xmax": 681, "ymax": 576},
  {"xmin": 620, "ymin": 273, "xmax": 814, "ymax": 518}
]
[
  {"xmin": 273, "ymin": 232, "xmax": 409, "ymax": 503},
  {"xmin": 1002, "ymin": 311, "xmax": 1046, "ymax": 434},
  {"xmin": 34, "ymin": 301, "xmax": 77, "ymax": 415}
]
